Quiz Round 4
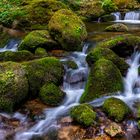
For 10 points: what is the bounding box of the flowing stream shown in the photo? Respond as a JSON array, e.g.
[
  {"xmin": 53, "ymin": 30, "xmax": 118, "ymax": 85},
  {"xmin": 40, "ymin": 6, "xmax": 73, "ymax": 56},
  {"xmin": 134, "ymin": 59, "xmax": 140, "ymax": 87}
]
[{"xmin": 14, "ymin": 43, "xmax": 89, "ymax": 140}]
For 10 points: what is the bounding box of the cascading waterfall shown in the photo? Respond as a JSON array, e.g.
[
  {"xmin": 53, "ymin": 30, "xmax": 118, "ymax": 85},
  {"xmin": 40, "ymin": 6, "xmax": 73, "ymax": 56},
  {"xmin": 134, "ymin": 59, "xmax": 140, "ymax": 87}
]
[
  {"xmin": 15, "ymin": 43, "xmax": 89, "ymax": 140},
  {"xmin": 112, "ymin": 11, "xmax": 140, "ymax": 24},
  {"xmin": 0, "ymin": 39, "xmax": 20, "ymax": 52}
]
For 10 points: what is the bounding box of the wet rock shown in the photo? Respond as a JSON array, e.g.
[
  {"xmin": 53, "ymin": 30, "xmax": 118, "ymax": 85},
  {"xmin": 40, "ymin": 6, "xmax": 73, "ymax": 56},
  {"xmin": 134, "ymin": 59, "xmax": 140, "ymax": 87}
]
[
  {"xmin": 84, "ymin": 134, "xmax": 111, "ymax": 140},
  {"xmin": 105, "ymin": 23, "xmax": 128, "ymax": 32},
  {"xmin": 70, "ymin": 104, "xmax": 96, "ymax": 126},
  {"xmin": 96, "ymin": 34, "xmax": 140, "ymax": 58},
  {"xmin": 103, "ymin": 97, "xmax": 130, "ymax": 122},
  {"xmin": 104, "ymin": 122, "xmax": 124, "ymax": 137},
  {"xmin": 80, "ymin": 59, "xmax": 123, "ymax": 103},
  {"xmin": 58, "ymin": 125, "xmax": 85, "ymax": 140},
  {"xmin": 48, "ymin": 9, "xmax": 87, "ymax": 51},
  {"xmin": 18, "ymin": 30, "xmax": 58, "ymax": 52},
  {"xmin": 86, "ymin": 47, "xmax": 129, "ymax": 76}
]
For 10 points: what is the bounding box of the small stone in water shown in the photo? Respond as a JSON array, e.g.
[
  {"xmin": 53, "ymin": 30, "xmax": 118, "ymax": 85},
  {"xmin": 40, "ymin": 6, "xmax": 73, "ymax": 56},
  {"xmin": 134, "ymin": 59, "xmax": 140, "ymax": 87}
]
[{"xmin": 104, "ymin": 122, "xmax": 124, "ymax": 137}]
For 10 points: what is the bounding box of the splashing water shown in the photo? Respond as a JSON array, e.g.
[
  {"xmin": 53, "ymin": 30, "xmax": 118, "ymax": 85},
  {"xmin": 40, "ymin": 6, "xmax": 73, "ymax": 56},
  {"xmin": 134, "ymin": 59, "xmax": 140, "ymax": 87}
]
[{"xmin": 15, "ymin": 43, "xmax": 89, "ymax": 140}]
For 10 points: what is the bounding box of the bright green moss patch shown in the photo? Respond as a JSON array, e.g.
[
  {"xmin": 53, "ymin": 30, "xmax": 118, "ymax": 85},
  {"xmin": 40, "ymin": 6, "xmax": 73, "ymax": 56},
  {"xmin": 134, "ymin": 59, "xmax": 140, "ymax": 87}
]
[
  {"xmin": 70, "ymin": 104, "xmax": 96, "ymax": 126},
  {"xmin": 35, "ymin": 47, "xmax": 48, "ymax": 57},
  {"xmin": 18, "ymin": 30, "xmax": 58, "ymax": 52},
  {"xmin": 103, "ymin": 97, "xmax": 130, "ymax": 122},
  {"xmin": 39, "ymin": 83, "xmax": 66, "ymax": 106},
  {"xmin": 86, "ymin": 47, "xmax": 129, "ymax": 76},
  {"xmin": 80, "ymin": 59, "xmax": 123, "ymax": 103},
  {"xmin": 22, "ymin": 57, "xmax": 64, "ymax": 97},
  {"xmin": 96, "ymin": 34, "xmax": 140, "ymax": 57},
  {"xmin": 48, "ymin": 9, "xmax": 87, "ymax": 51}
]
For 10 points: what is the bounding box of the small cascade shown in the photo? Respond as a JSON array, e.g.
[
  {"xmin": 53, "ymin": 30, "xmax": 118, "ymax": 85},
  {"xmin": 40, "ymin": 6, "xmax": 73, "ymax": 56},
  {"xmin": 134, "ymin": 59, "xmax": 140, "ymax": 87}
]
[
  {"xmin": 111, "ymin": 12, "xmax": 121, "ymax": 20},
  {"xmin": 15, "ymin": 44, "xmax": 89, "ymax": 140},
  {"xmin": 0, "ymin": 39, "xmax": 20, "ymax": 52},
  {"xmin": 112, "ymin": 11, "xmax": 140, "ymax": 24},
  {"xmin": 124, "ymin": 11, "xmax": 140, "ymax": 20}
]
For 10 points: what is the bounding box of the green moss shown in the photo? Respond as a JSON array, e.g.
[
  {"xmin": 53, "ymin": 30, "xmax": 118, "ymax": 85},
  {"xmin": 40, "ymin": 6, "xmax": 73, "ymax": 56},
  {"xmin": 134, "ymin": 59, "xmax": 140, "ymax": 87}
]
[
  {"xmin": 105, "ymin": 23, "xmax": 128, "ymax": 32},
  {"xmin": 0, "ymin": 61, "xmax": 28, "ymax": 112},
  {"xmin": 70, "ymin": 104, "xmax": 96, "ymax": 126},
  {"xmin": 22, "ymin": 57, "xmax": 64, "ymax": 97},
  {"xmin": 48, "ymin": 9, "xmax": 87, "ymax": 51},
  {"xmin": 35, "ymin": 47, "xmax": 47, "ymax": 57},
  {"xmin": 39, "ymin": 83, "xmax": 66, "ymax": 106},
  {"xmin": 23, "ymin": 0, "xmax": 67, "ymax": 25},
  {"xmin": 96, "ymin": 34, "xmax": 140, "ymax": 57},
  {"xmin": 18, "ymin": 30, "xmax": 58, "ymax": 52},
  {"xmin": 0, "ymin": 50, "xmax": 33, "ymax": 62},
  {"xmin": 103, "ymin": 97, "xmax": 130, "ymax": 122},
  {"xmin": 80, "ymin": 59, "xmax": 123, "ymax": 103},
  {"xmin": 86, "ymin": 47, "xmax": 129, "ymax": 76}
]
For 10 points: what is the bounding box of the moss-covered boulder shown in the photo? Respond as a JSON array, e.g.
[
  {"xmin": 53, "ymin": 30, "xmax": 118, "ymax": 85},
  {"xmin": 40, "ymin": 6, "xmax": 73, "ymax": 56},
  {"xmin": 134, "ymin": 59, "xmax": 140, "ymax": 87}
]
[
  {"xmin": 96, "ymin": 34, "xmax": 140, "ymax": 57},
  {"xmin": 18, "ymin": 30, "xmax": 58, "ymax": 52},
  {"xmin": 22, "ymin": 57, "xmax": 64, "ymax": 97},
  {"xmin": 48, "ymin": 9, "xmax": 87, "ymax": 51},
  {"xmin": 86, "ymin": 47, "xmax": 129, "ymax": 76},
  {"xmin": 105, "ymin": 23, "xmax": 128, "ymax": 32},
  {"xmin": 80, "ymin": 59, "xmax": 123, "ymax": 103},
  {"xmin": 23, "ymin": 0, "xmax": 67, "ymax": 25},
  {"xmin": 0, "ymin": 50, "xmax": 33, "ymax": 62},
  {"xmin": 39, "ymin": 83, "xmax": 66, "ymax": 106},
  {"xmin": 35, "ymin": 47, "xmax": 48, "ymax": 57},
  {"xmin": 103, "ymin": 97, "xmax": 130, "ymax": 122},
  {"xmin": 99, "ymin": 14, "xmax": 115, "ymax": 22},
  {"xmin": 70, "ymin": 104, "xmax": 96, "ymax": 126},
  {"xmin": 0, "ymin": 62, "xmax": 28, "ymax": 112},
  {"xmin": 63, "ymin": 0, "xmax": 104, "ymax": 21}
]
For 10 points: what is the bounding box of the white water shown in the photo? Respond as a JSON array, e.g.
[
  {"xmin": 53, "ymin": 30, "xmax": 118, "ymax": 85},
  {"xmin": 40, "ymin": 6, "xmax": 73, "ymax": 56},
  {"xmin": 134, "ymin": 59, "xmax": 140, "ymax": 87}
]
[
  {"xmin": 112, "ymin": 11, "xmax": 140, "ymax": 24},
  {"xmin": 91, "ymin": 51, "xmax": 140, "ymax": 108},
  {"xmin": 15, "ymin": 43, "xmax": 89, "ymax": 140},
  {"xmin": 0, "ymin": 39, "xmax": 20, "ymax": 52}
]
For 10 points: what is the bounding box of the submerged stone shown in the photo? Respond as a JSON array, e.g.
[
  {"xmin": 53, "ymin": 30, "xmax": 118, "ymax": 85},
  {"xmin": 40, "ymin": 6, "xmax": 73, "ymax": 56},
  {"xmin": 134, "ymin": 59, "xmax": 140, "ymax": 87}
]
[
  {"xmin": 80, "ymin": 59, "xmax": 123, "ymax": 103},
  {"xmin": 105, "ymin": 23, "xmax": 128, "ymax": 32}
]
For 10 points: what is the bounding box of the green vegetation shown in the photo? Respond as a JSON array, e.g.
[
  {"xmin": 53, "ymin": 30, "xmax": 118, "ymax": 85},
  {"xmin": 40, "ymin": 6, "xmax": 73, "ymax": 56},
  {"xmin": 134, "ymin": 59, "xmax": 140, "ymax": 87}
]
[
  {"xmin": 22, "ymin": 57, "xmax": 64, "ymax": 97},
  {"xmin": 62, "ymin": 60, "xmax": 78, "ymax": 69},
  {"xmin": 48, "ymin": 9, "xmax": 87, "ymax": 51},
  {"xmin": 80, "ymin": 59, "xmax": 123, "ymax": 103},
  {"xmin": 39, "ymin": 83, "xmax": 66, "ymax": 106},
  {"xmin": 0, "ymin": 50, "xmax": 33, "ymax": 62},
  {"xmin": 70, "ymin": 104, "xmax": 96, "ymax": 126},
  {"xmin": 18, "ymin": 30, "xmax": 58, "ymax": 52},
  {"xmin": 103, "ymin": 97, "xmax": 130, "ymax": 122},
  {"xmin": 86, "ymin": 47, "xmax": 129, "ymax": 76}
]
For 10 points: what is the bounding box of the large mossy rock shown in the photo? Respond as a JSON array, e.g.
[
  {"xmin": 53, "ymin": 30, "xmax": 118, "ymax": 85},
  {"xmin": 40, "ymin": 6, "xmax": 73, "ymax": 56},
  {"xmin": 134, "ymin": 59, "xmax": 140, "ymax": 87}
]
[
  {"xmin": 18, "ymin": 30, "xmax": 58, "ymax": 52},
  {"xmin": 70, "ymin": 104, "xmax": 96, "ymax": 126},
  {"xmin": 22, "ymin": 57, "xmax": 64, "ymax": 97},
  {"xmin": 96, "ymin": 34, "xmax": 140, "ymax": 57},
  {"xmin": 63, "ymin": 0, "xmax": 104, "ymax": 21},
  {"xmin": 0, "ymin": 62, "xmax": 28, "ymax": 112},
  {"xmin": 0, "ymin": 50, "xmax": 33, "ymax": 62},
  {"xmin": 103, "ymin": 97, "xmax": 130, "ymax": 122},
  {"xmin": 48, "ymin": 9, "xmax": 87, "ymax": 51},
  {"xmin": 23, "ymin": 0, "xmax": 68, "ymax": 25},
  {"xmin": 39, "ymin": 83, "xmax": 66, "ymax": 106},
  {"xmin": 105, "ymin": 23, "xmax": 128, "ymax": 32},
  {"xmin": 86, "ymin": 47, "xmax": 129, "ymax": 76},
  {"xmin": 80, "ymin": 59, "xmax": 123, "ymax": 103}
]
